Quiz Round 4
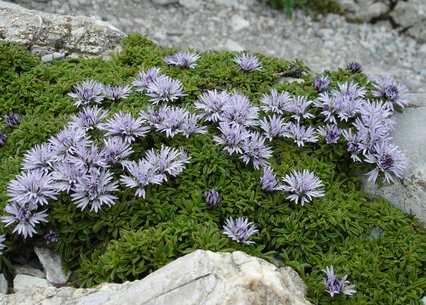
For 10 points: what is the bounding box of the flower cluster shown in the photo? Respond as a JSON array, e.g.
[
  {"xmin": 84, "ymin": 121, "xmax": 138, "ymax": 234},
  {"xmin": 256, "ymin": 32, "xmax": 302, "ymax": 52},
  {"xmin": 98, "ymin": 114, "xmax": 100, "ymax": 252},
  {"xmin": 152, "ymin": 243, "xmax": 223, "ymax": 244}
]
[
  {"xmin": 234, "ymin": 53, "xmax": 263, "ymax": 72},
  {"xmin": 322, "ymin": 266, "xmax": 356, "ymax": 297},
  {"xmin": 164, "ymin": 51, "xmax": 200, "ymax": 69},
  {"xmin": 0, "ymin": 113, "xmax": 20, "ymax": 147},
  {"xmin": 223, "ymin": 217, "xmax": 259, "ymax": 244}
]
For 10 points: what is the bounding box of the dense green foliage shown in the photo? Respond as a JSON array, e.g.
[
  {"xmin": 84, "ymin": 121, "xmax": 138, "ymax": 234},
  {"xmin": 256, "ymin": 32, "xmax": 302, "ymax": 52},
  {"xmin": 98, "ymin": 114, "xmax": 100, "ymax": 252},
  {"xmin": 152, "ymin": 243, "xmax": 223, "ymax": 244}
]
[
  {"xmin": 266, "ymin": 0, "xmax": 343, "ymax": 17},
  {"xmin": 0, "ymin": 36, "xmax": 425, "ymax": 305}
]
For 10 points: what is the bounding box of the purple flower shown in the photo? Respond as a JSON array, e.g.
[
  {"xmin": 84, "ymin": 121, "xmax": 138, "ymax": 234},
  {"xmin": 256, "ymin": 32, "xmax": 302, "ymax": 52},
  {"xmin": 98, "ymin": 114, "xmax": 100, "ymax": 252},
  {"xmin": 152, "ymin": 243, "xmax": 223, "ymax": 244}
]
[
  {"xmin": 146, "ymin": 75, "xmax": 186, "ymax": 104},
  {"xmin": 285, "ymin": 96, "xmax": 314, "ymax": 122},
  {"xmin": 144, "ymin": 145, "xmax": 190, "ymax": 178},
  {"xmin": 68, "ymin": 80, "xmax": 104, "ymax": 107},
  {"xmin": 314, "ymin": 75, "xmax": 331, "ymax": 92},
  {"xmin": 259, "ymin": 114, "xmax": 288, "ymax": 140},
  {"xmin": 204, "ymin": 189, "xmax": 220, "ymax": 206},
  {"xmin": 331, "ymin": 81, "xmax": 366, "ymax": 121},
  {"xmin": 317, "ymin": 125, "xmax": 342, "ymax": 144},
  {"xmin": 213, "ymin": 122, "xmax": 249, "ymax": 155},
  {"xmin": 102, "ymin": 137, "xmax": 133, "ymax": 165},
  {"xmin": 49, "ymin": 126, "xmax": 91, "ymax": 161},
  {"xmin": 51, "ymin": 159, "xmax": 87, "ymax": 193},
  {"xmin": 221, "ymin": 92, "xmax": 259, "ymax": 127},
  {"xmin": 223, "ymin": 217, "xmax": 259, "ymax": 245},
  {"xmin": 7, "ymin": 170, "xmax": 58, "ymax": 207},
  {"xmin": 0, "ymin": 132, "xmax": 8, "ymax": 146},
  {"xmin": 240, "ymin": 132, "xmax": 273, "ymax": 170},
  {"xmin": 234, "ymin": 54, "xmax": 262, "ymax": 72},
  {"xmin": 283, "ymin": 122, "xmax": 318, "ymax": 147},
  {"xmin": 346, "ymin": 62, "xmax": 362, "ymax": 73},
  {"xmin": 282, "ymin": 169, "xmax": 325, "ymax": 205},
  {"xmin": 99, "ymin": 111, "xmax": 150, "ymax": 144},
  {"xmin": 1, "ymin": 203, "xmax": 48, "ymax": 239},
  {"xmin": 194, "ymin": 89, "xmax": 230, "ymax": 122},
  {"xmin": 4, "ymin": 113, "xmax": 20, "ymax": 127},
  {"xmin": 139, "ymin": 105, "xmax": 168, "ymax": 128},
  {"xmin": 364, "ymin": 140, "xmax": 406, "ymax": 184},
  {"xmin": 67, "ymin": 143, "xmax": 108, "ymax": 171},
  {"xmin": 322, "ymin": 266, "xmax": 356, "ymax": 297},
  {"xmin": 341, "ymin": 129, "xmax": 363, "ymax": 162},
  {"xmin": 260, "ymin": 89, "xmax": 291, "ymax": 114},
  {"xmin": 154, "ymin": 106, "xmax": 190, "ymax": 137},
  {"xmin": 0, "ymin": 234, "xmax": 6, "ymax": 254},
  {"xmin": 132, "ymin": 67, "xmax": 162, "ymax": 92},
  {"xmin": 103, "ymin": 84, "xmax": 132, "ymax": 101},
  {"xmin": 180, "ymin": 114, "xmax": 207, "ymax": 138},
  {"xmin": 69, "ymin": 106, "xmax": 109, "ymax": 131},
  {"xmin": 261, "ymin": 167, "xmax": 284, "ymax": 192},
  {"xmin": 164, "ymin": 51, "xmax": 200, "ymax": 69},
  {"xmin": 44, "ymin": 230, "xmax": 58, "ymax": 244},
  {"xmin": 22, "ymin": 143, "xmax": 56, "ymax": 173},
  {"xmin": 120, "ymin": 160, "xmax": 166, "ymax": 198},
  {"xmin": 372, "ymin": 75, "xmax": 408, "ymax": 110},
  {"xmin": 71, "ymin": 168, "xmax": 119, "ymax": 212},
  {"xmin": 313, "ymin": 92, "xmax": 343, "ymax": 124}
]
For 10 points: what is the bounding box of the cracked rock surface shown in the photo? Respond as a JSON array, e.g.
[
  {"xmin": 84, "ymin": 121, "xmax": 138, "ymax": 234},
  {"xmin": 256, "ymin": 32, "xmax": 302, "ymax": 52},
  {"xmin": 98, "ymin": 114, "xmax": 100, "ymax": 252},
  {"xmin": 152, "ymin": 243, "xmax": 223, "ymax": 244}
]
[
  {"xmin": 3, "ymin": 0, "xmax": 426, "ymax": 92},
  {"xmin": 0, "ymin": 250, "xmax": 312, "ymax": 305}
]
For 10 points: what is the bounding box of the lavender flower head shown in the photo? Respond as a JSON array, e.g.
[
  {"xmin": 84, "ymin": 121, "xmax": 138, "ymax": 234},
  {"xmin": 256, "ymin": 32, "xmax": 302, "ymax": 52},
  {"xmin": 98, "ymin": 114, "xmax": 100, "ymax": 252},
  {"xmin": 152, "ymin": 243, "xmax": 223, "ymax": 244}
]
[
  {"xmin": 220, "ymin": 92, "xmax": 259, "ymax": 127},
  {"xmin": 317, "ymin": 125, "xmax": 342, "ymax": 144},
  {"xmin": 261, "ymin": 167, "xmax": 284, "ymax": 192},
  {"xmin": 132, "ymin": 67, "xmax": 162, "ymax": 92},
  {"xmin": 0, "ymin": 132, "xmax": 8, "ymax": 146},
  {"xmin": 4, "ymin": 113, "xmax": 20, "ymax": 127},
  {"xmin": 314, "ymin": 75, "xmax": 331, "ymax": 92},
  {"xmin": 204, "ymin": 189, "xmax": 220, "ymax": 206},
  {"xmin": 51, "ymin": 159, "xmax": 87, "ymax": 193},
  {"xmin": 146, "ymin": 75, "xmax": 186, "ymax": 104},
  {"xmin": 0, "ymin": 234, "xmax": 6, "ymax": 254},
  {"xmin": 103, "ymin": 84, "xmax": 132, "ymax": 101},
  {"xmin": 144, "ymin": 145, "xmax": 190, "ymax": 178},
  {"xmin": 21, "ymin": 143, "xmax": 56, "ymax": 173},
  {"xmin": 164, "ymin": 51, "xmax": 200, "ymax": 69},
  {"xmin": 331, "ymin": 81, "xmax": 366, "ymax": 121},
  {"xmin": 1, "ymin": 203, "xmax": 48, "ymax": 239},
  {"xmin": 341, "ymin": 129, "xmax": 363, "ymax": 162},
  {"xmin": 240, "ymin": 132, "xmax": 272, "ymax": 170},
  {"xmin": 285, "ymin": 96, "xmax": 314, "ymax": 122},
  {"xmin": 68, "ymin": 79, "xmax": 104, "ymax": 107},
  {"xmin": 282, "ymin": 169, "xmax": 325, "ymax": 205},
  {"xmin": 102, "ymin": 137, "xmax": 133, "ymax": 165},
  {"xmin": 313, "ymin": 92, "xmax": 343, "ymax": 124},
  {"xmin": 194, "ymin": 89, "xmax": 230, "ymax": 122},
  {"xmin": 49, "ymin": 126, "xmax": 91, "ymax": 161},
  {"xmin": 44, "ymin": 230, "xmax": 58, "ymax": 244},
  {"xmin": 223, "ymin": 217, "xmax": 259, "ymax": 245},
  {"xmin": 260, "ymin": 114, "xmax": 288, "ymax": 140},
  {"xmin": 322, "ymin": 266, "xmax": 356, "ymax": 297},
  {"xmin": 283, "ymin": 122, "xmax": 318, "ymax": 147},
  {"xmin": 364, "ymin": 140, "xmax": 406, "ymax": 184},
  {"xmin": 69, "ymin": 106, "xmax": 109, "ymax": 131},
  {"xmin": 180, "ymin": 113, "xmax": 207, "ymax": 138},
  {"xmin": 346, "ymin": 62, "xmax": 362, "ymax": 73},
  {"xmin": 234, "ymin": 53, "xmax": 262, "ymax": 72},
  {"xmin": 100, "ymin": 111, "xmax": 150, "ymax": 144},
  {"xmin": 260, "ymin": 89, "xmax": 292, "ymax": 114},
  {"xmin": 372, "ymin": 75, "xmax": 408, "ymax": 110},
  {"xmin": 213, "ymin": 122, "xmax": 250, "ymax": 155}
]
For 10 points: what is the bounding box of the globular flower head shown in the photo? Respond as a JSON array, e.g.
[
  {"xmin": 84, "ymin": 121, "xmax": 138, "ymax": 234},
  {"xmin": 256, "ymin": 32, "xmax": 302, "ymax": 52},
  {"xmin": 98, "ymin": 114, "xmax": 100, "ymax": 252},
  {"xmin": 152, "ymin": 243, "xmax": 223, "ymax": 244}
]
[
  {"xmin": 259, "ymin": 114, "xmax": 288, "ymax": 140},
  {"xmin": 4, "ymin": 113, "xmax": 20, "ymax": 127},
  {"xmin": 71, "ymin": 168, "xmax": 119, "ymax": 212},
  {"xmin": 204, "ymin": 189, "xmax": 220, "ymax": 206},
  {"xmin": 285, "ymin": 96, "xmax": 314, "ymax": 122},
  {"xmin": 317, "ymin": 125, "xmax": 342, "ymax": 144},
  {"xmin": 234, "ymin": 53, "xmax": 263, "ymax": 72},
  {"xmin": 22, "ymin": 143, "xmax": 56, "ymax": 173},
  {"xmin": 7, "ymin": 170, "xmax": 58, "ymax": 207},
  {"xmin": 69, "ymin": 106, "xmax": 109, "ymax": 132},
  {"xmin": 49, "ymin": 126, "xmax": 91, "ymax": 161},
  {"xmin": 213, "ymin": 122, "xmax": 250, "ymax": 155},
  {"xmin": 260, "ymin": 89, "xmax": 292, "ymax": 114},
  {"xmin": 0, "ymin": 132, "xmax": 8, "ymax": 146},
  {"xmin": 220, "ymin": 92, "xmax": 259, "ymax": 127},
  {"xmin": 364, "ymin": 140, "xmax": 406, "ymax": 184},
  {"xmin": 240, "ymin": 132, "xmax": 273, "ymax": 170},
  {"xmin": 261, "ymin": 167, "xmax": 284, "ymax": 192},
  {"xmin": 194, "ymin": 89, "xmax": 230, "ymax": 122},
  {"xmin": 322, "ymin": 265, "xmax": 356, "ymax": 298},
  {"xmin": 102, "ymin": 137, "xmax": 133, "ymax": 165},
  {"xmin": 51, "ymin": 159, "xmax": 88, "ymax": 193},
  {"xmin": 372, "ymin": 75, "xmax": 408, "ymax": 110},
  {"xmin": 283, "ymin": 122, "xmax": 318, "ymax": 147},
  {"xmin": 67, "ymin": 143, "xmax": 108, "ymax": 171},
  {"xmin": 282, "ymin": 169, "xmax": 325, "ymax": 205},
  {"xmin": 180, "ymin": 113, "xmax": 207, "ymax": 138},
  {"xmin": 144, "ymin": 145, "xmax": 190, "ymax": 178},
  {"xmin": 132, "ymin": 67, "xmax": 162, "ymax": 92},
  {"xmin": 313, "ymin": 92, "xmax": 343, "ymax": 124},
  {"xmin": 44, "ymin": 230, "xmax": 58, "ymax": 244},
  {"xmin": 223, "ymin": 217, "xmax": 259, "ymax": 245},
  {"xmin": 154, "ymin": 106, "xmax": 190, "ymax": 138},
  {"xmin": 103, "ymin": 84, "xmax": 132, "ymax": 101},
  {"xmin": 164, "ymin": 51, "xmax": 200, "ymax": 69},
  {"xmin": 314, "ymin": 75, "xmax": 331, "ymax": 92},
  {"xmin": 0, "ymin": 234, "xmax": 6, "ymax": 255},
  {"xmin": 346, "ymin": 62, "xmax": 362, "ymax": 73},
  {"xmin": 341, "ymin": 129, "xmax": 363, "ymax": 162},
  {"xmin": 146, "ymin": 75, "xmax": 186, "ymax": 104},
  {"xmin": 139, "ymin": 105, "xmax": 168, "ymax": 128},
  {"xmin": 331, "ymin": 81, "xmax": 366, "ymax": 122},
  {"xmin": 99, "ymin": 111, "xmax": 150, "ymax": 144},
  {"xmin": 68, "ymin": 79, "xmax": 104, "ymax": 107},
  {"xmin": 1, "ymin": 203, "xmax": 48, "ymax": 239}
]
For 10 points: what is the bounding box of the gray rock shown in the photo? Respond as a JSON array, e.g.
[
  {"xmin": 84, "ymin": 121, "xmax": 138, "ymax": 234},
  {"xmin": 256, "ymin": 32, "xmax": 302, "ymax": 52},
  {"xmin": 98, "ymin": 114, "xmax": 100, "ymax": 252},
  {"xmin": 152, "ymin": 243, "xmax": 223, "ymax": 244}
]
[
  {"xmin": 363, "ymin": 93, "xmax": 426, "ymax": 226},
  {"xmin": 13, "ymin": 274, "xmax": 52, "ymax": 293},
  {"xmin": 0, "ymin": 274, "xmax": 8, "ymax": 295},
  {"xmin": 1, "ymin": 250, "xmax": 312, "ymax": 305},
  {"xmin": 34, "ymin": 247, "xmax": 71, "ymax": 286},
  {"xmin": 0, "ymin": 1, "xmax": 125, "ymax": 59},
  {"xmin": 231, "ymin": 15, "xmax": 250, "ymax": 32},
  {"xmin": 178, "ymin": 0, "xmax": 200, "ymax": 9},
  {"xmin": 41, "ymin": 52, "xmax": 65, "ymax": 63},
  {"xmin": 406, "ymin": 20, "xmax": 426, "ymax": 43},
  {"xmin": 391, "ymin": 0, "xmax": 426, "ymax": 28},
  {"xmin": 14, "ymin": 265, "xmax": 46, "ymax": 279},
  {"xmin": 224, "ymin": 38, "xmax": 245, "ymax": 51}
]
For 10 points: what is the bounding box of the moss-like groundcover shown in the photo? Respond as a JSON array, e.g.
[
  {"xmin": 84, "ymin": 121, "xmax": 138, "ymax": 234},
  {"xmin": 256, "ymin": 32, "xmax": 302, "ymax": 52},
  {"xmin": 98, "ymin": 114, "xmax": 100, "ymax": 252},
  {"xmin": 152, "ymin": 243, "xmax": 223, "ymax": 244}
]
[{"xmin": 0, "ymin": 35, "xmax": 425, "ymax": 304}]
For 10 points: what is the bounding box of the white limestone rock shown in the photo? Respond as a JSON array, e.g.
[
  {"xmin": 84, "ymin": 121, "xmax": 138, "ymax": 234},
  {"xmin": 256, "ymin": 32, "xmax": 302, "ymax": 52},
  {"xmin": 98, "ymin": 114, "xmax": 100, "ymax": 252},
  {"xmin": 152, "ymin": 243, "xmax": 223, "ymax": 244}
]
[
  {"xmin": 0, "ymin": 1, "xmax": 125, "ymax": 59},
  {"xmin": 13, "ymin": 274, "xmax": 52, "ymax": 293},
  {"xmin": 1, "ymin": 250, "xmax": 312, "ymax": 305},
  {"xmin": 0, "ymin": 274, "xmax": 8, "ymax": 295},
  {"xmin": 14, "ymin": 264, "xmax": 46, "ymax": 279},
  {"xmin": 34, "ymin": 247, "xmax": 71, "ymax": 286}
]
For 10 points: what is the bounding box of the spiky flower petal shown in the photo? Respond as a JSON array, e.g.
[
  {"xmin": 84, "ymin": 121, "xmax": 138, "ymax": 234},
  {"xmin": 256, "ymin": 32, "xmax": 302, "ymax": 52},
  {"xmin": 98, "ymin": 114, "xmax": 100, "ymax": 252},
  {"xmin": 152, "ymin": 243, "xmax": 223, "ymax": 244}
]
[
  {"xmin": 322, "ymin": 266, "xmax": 356, "ymax": 297},
  {"xmin": 103, "ymin": 84, "xmax": 132, "ymax": 101},
  {"xmin": 132, "ymin": 67, "xmax": 162, "ymax": 92},
  {"xmin": 146, "ymin": 75, "xmax": 186, "ymax": 104},
  {"xmin": 234, "ymin": 54, "xmax": 262, "ymax": 72},
  {"xmin": 223, "ymin": 217, "xmax": 259, "ymax": 244},
  {"xmin": 164, "ymin": 51, "xmax": 200, "ymax": 69},
  {"xmin": 68, "ymin": 79, "xmax": 104, "ymax": 107},
  {"xmin": 204, "ymin": 189, "xmax": 220, "ymax": 206},
  {"xmin": 282, "ymin": 169, "xmax": 324, "ymax": 205}
]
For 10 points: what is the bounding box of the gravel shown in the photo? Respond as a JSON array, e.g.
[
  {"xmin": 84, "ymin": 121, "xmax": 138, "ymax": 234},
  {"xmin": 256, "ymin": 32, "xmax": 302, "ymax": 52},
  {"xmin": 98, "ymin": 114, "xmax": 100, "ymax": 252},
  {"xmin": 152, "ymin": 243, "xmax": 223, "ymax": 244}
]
[{"xmin": 7, "ymin": 0, "xmax": 426, "ymax": 92}]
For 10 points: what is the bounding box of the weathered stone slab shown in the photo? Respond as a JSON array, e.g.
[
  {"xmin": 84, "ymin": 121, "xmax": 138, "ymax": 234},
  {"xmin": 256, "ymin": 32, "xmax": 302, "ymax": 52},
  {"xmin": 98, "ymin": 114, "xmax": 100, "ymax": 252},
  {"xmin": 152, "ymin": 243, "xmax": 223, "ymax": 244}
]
[
  {"xmin": 0, "ymin": 1, "xmax": 126, "ymax": 58},
  {"xmin": 34, "ymin": 247, "xmax": 71, "ymax": 286}
]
